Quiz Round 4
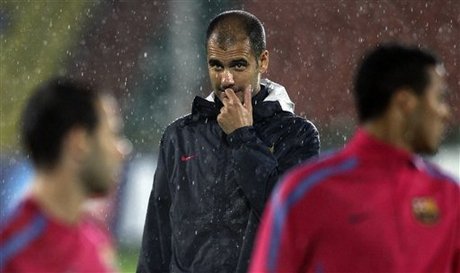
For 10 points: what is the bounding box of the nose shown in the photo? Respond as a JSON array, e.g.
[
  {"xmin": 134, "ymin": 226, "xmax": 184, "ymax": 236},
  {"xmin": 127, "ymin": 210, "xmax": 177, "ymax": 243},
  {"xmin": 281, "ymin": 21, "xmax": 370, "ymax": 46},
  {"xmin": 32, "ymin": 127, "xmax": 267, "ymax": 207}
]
[
  {"xmin": 441, "ymin": 103, "xmax": 451, "ymax": 122},
  {"xmin": 116, "ymin": 137, "xmax": 132, "ymax": 160},
  {"xmin": 221, "ymin": 69, "xmax": 234, "ymax": 88}
]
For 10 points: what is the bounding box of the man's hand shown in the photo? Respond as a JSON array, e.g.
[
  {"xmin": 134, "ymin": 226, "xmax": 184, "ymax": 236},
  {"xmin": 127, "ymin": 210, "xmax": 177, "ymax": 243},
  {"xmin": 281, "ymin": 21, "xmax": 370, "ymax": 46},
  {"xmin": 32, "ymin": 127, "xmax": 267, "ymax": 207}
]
[{"xmin": 217, "ymin": 85, "xmax": 253, "ymax": 135}]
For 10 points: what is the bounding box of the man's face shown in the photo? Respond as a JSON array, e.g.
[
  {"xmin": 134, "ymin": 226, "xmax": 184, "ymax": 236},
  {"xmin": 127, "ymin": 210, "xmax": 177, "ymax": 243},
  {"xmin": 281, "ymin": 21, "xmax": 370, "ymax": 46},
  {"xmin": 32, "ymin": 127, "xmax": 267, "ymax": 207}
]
[
  {"xmin": 80, "ymin": 97, "xmax": 128, "ymax": 196},
  {"xmin": 207, "ymin": 36, "xmax": 268, "ymax": 103},
  {"xmin": 408, "ymin": 66, "xmax": 450, "ymax": 154}
]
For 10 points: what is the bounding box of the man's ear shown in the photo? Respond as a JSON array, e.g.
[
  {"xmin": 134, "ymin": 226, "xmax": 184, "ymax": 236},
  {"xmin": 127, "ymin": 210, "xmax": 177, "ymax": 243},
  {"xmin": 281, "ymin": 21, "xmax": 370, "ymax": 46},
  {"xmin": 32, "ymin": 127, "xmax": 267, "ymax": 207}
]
[
  {"xmin": 258, "ymin": 50, "xmax": 269, "ymax": 74},
  {"xmin": 393, "ymin": 88, "xmax": 419, "ymax": 115},
  {"xmin": 63, "ymin": 127, "xmax": 91, "ymax": 163}
]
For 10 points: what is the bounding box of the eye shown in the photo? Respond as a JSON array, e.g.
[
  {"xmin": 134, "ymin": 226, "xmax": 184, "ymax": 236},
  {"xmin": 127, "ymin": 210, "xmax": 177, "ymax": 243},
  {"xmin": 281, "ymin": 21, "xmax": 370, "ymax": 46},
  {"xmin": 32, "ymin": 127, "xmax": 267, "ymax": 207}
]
[
  {"xmin": 209, "ymin": 62, "xmax": 223, "ymax": 71},
  {"xmin": 233, "ymin": 62, "xmax": 247, "ymax": 71}
]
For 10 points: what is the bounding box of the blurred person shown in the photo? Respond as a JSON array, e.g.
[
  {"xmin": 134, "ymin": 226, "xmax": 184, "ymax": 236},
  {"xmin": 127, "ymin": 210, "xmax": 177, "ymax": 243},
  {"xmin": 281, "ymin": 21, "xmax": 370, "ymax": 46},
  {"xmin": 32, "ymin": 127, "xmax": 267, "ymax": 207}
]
[
  {"xmin": 0, "ymin": 77, "xmax": 128, "ymax": 272},
  {"xmin": 249, "ymin": 44, "xmax": 459, "ymax": 272},
  {"xmin": 137, "ymin": 10, "xmax": 320, "ymax": 273}
]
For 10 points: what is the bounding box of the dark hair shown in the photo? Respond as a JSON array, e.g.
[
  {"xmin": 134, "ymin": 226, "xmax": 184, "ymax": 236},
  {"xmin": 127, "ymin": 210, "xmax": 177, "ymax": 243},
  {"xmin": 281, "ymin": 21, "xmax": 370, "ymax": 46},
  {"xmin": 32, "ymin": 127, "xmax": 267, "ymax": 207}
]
[
  {"xmin": 354, "ymin": 43, "xmax": 440, "ymax": 123},
  {"xmin": 206, "ymin": 10, "xmax": 266, "ymax": 58},
  {"xmin": 20, "ymin": 77, "xmax": 100, "ymax": 170}
]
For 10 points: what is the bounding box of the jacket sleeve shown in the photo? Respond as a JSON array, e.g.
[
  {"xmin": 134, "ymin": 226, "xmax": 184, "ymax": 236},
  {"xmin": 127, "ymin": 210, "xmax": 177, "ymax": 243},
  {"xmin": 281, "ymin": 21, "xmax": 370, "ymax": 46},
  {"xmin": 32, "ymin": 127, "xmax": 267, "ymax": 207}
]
[
  {"xmin": 137, "ymin": 135, "xmax": 172, "ymax": 273},
  {"xmin": 227, "ymin": 119, "xmax": 319, "ymax": 217}
]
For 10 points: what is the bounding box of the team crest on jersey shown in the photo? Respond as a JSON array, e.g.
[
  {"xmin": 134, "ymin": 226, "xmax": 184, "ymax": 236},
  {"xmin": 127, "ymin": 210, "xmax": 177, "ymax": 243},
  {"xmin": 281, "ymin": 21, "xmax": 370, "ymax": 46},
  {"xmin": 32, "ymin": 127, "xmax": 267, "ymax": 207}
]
[{"xmin": 412, "ymin": 197, "xmax": 439, "ymax": 225}]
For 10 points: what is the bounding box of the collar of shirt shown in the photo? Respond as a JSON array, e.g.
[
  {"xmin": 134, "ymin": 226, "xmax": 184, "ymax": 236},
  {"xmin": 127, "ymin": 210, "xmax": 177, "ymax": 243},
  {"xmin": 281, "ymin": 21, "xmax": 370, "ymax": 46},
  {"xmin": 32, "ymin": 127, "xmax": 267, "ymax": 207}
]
[{"xmin": 346, "ymin": 128, "xmax": 419, "ymax": 169}]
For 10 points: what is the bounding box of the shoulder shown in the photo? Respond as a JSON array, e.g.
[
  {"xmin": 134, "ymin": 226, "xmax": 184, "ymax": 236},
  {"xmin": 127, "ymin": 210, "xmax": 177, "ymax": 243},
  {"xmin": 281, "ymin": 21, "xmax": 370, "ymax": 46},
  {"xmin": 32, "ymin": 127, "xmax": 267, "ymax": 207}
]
[
  {"xmin": 165, "ymin": 114, "xmax": 193, "ymax": 130},
  {"xmin": 273, "ymin": 151, "xmax": 358, "ymax": 207},
  {"xmin": 159, "ymin": 114, "xmax": 210, "ymax": 151},
  {"xmin": 265, "ymin": 114, "xmax": 319, "ymax": 153},
  {"xmin": 0, "ymin": 199, "xmax": 48, "ymax": 264},
  {"xmin": 293, "ymin": 116, "xmax": 318, "ymax": 136},
  {"xmin": 160, "ymin": 114, "xmax": 193, "ymax": 139},
  {"xmin": 278, "ymin": 112, "xmax": 317, "ymax": 129},
  {"xmin": 1, "ymin": 198, "xmax": 45, "ymax": 235},
  {"xmin": 270, "ymin": 112, "xmax": 319, "ymax": 136},
  {"xmin": 283, "ymin": 150, "xmax": 357, "ymax": 186}
]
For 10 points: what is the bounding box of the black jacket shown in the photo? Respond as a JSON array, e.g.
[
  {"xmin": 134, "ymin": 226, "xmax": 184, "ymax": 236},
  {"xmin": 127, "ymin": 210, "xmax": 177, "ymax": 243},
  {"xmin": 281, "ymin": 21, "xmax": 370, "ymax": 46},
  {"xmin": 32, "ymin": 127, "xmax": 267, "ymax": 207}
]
[{"xmin": 137, "ymin": 79, "xmax": 320, "ymax": 273}]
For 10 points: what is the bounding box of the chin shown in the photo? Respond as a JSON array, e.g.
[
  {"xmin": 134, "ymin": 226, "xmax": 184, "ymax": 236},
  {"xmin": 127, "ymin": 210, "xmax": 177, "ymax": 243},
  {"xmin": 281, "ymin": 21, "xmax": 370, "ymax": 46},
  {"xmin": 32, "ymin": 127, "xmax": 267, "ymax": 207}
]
[
  {"xmin": 415, "ymin": 145, "xmax": 438, "ymax": 156},
  {"xmin": 88, "ymin": 187, "xmax": 111, "ymax": 198},
  {"xmin": 88, "ymin": 180, "xmax": 115, "ymax": 197}
]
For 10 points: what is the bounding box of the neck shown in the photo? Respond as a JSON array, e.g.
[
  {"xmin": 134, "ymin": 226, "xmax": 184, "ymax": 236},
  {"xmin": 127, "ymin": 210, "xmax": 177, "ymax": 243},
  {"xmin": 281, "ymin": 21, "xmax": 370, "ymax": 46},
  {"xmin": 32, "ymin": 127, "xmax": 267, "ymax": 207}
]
[
  {"xmin": 362, "ymin": 118, "xmax": 413, "ymax": 154},
  {"xmin": 31, "ymin": 169, "xmax": 86, "ymax": 224}
]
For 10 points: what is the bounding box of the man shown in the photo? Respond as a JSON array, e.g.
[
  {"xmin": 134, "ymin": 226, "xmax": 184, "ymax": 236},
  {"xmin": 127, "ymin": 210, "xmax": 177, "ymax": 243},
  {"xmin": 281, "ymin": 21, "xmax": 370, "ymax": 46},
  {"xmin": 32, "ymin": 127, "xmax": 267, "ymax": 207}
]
[
  {"xmin": 249, "ymin": 44, "xmax": 459, "ymax": 272},
  {"xmin": 137, "ymin": 10, "xmax": 320, "ymax": 273},
  {"xmin": 0, "ymin": 77, "xmax": 127, "ymax": 272}
]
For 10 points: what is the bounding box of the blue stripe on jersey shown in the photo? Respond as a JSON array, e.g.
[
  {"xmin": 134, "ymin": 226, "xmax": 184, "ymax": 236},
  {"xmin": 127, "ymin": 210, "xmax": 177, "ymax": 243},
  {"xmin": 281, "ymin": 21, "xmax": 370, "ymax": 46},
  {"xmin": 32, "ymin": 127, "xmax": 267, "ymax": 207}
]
[
  {"xmin": 0, "ymin": 202, "xmax": 25, "ymax": 232},
  {"xmin": 0, "ymin": 213, "xmax": 47, "ymax": 270},
  {"xmin": 267, "ymin": 157, "xmax": 358, "ymax": 272},
  {"xmin": 315, "ymin": 262, "xmax": 324, "ymax": 273}
]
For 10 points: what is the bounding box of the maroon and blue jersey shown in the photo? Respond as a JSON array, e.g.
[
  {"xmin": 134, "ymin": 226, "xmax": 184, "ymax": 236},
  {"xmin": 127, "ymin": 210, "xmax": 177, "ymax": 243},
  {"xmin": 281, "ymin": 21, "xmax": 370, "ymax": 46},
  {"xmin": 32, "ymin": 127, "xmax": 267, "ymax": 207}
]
[
  {"xmin": 0, "ymin": 197, "xmax": 118, "ymax": 273},
  {"xmin": 250, "ymin": 129, "xmax": 460, "ymax": 272}
]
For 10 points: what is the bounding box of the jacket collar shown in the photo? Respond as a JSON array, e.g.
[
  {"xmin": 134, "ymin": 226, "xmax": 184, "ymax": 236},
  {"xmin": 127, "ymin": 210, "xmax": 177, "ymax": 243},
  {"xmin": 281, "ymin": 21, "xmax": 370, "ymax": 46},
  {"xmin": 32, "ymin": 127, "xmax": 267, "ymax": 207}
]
[{"xmin": 191, "ymin": 79, "xmax": 295, "ymax": 121}]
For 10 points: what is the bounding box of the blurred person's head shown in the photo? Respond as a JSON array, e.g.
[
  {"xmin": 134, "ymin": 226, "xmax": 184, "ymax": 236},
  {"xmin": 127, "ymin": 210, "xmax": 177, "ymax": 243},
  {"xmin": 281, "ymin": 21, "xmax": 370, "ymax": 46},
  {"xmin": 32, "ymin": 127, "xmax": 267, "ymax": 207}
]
[
  {"xmin": 206, "ymin": 10, "xmax": 269, "ymax": 103},
  {"xmin": 354, "ymin": 44, "xmax": 450, "ymax": 154},
  {"xmin": 20, "ymin": 77, "xmax": 126, "ymax": 196}
]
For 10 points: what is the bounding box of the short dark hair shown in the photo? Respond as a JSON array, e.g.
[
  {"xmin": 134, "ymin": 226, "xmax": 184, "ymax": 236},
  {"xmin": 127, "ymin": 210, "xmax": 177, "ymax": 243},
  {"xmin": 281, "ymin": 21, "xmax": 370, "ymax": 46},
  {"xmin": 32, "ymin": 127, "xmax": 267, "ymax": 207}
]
[
  {"xmin": 20, "ymin": 77, "xmax": 100, "ymax": 170},
  {"xmin": 354, "ymin": 43, "xmax": 440, "ymax": 123},
  {"xmin": 206, "ymin": 10, "xmax": 266, "ymax": 58}
]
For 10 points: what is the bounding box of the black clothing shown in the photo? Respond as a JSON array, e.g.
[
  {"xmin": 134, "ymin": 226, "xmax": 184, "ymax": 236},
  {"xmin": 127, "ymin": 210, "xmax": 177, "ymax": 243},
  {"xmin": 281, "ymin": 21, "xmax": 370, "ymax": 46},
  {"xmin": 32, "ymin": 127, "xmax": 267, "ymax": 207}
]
[{"xmin": 137, "ymin": 79, "xmax": 320, "ymax": 273}]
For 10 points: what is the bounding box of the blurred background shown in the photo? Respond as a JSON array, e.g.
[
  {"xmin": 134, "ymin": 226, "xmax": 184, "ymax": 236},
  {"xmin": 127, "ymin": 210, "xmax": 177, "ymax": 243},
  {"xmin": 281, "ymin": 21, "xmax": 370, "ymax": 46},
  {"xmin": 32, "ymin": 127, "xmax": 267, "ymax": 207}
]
[{"xmin": 1, "ymin": 0, "xmax": 459, "ymax": 272}]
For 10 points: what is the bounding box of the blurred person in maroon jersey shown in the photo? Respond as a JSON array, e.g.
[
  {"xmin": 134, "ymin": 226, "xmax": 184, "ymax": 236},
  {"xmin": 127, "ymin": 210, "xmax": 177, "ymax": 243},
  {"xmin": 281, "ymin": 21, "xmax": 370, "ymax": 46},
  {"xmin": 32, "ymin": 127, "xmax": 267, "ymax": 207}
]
[
  {"xmin": 0, "ymin": 77, "xmax": 129, "ymax": 272},
  {"xmin": 249, "ymin": 44, "xmax": 459, "ymax": 272}
]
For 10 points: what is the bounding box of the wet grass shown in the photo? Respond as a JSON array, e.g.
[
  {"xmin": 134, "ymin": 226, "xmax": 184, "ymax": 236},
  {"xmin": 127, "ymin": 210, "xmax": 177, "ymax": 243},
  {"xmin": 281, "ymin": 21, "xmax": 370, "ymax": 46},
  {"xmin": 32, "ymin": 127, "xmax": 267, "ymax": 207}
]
[{"xmin": 118, "ymin": 248, "xmax": 139, "ymax": 273}]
